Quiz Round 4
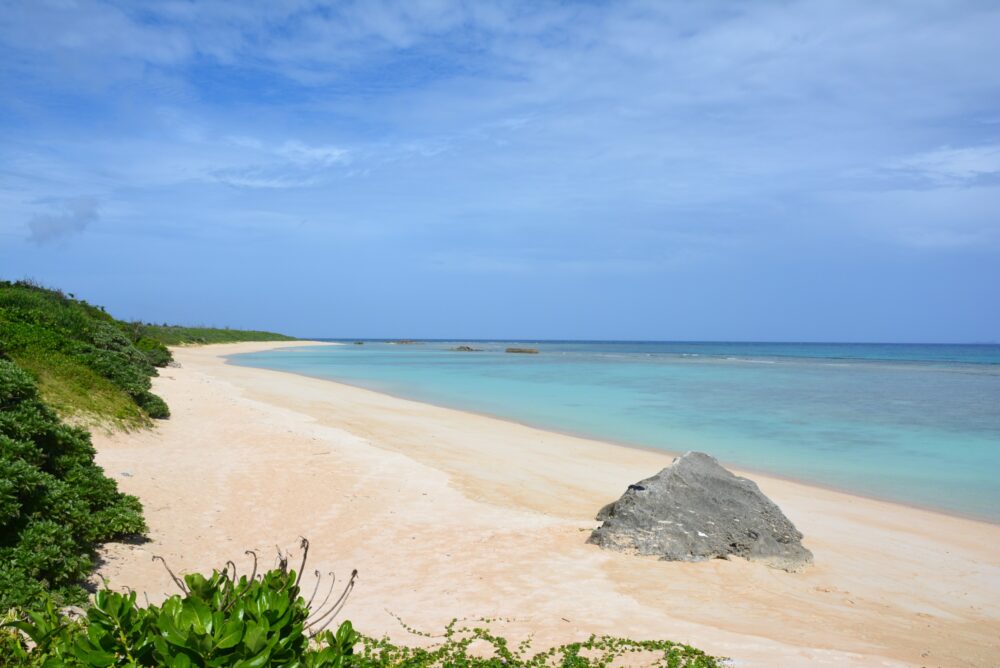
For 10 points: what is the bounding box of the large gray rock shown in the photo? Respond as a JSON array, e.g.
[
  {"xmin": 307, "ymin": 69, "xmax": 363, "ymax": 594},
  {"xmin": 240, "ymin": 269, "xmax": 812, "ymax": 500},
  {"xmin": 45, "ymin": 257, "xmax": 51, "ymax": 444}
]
[{"xmin": 588, "ymin": 451, "xmax": 812, "ymax": 571}]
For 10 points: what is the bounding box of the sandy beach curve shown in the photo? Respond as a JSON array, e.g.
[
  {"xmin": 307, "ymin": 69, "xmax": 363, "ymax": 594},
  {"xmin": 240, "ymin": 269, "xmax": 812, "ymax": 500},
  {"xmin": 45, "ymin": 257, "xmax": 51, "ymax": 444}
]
[{"xmin": 92, "ymin": 341, "xmax": 1000, "ymax": 667}]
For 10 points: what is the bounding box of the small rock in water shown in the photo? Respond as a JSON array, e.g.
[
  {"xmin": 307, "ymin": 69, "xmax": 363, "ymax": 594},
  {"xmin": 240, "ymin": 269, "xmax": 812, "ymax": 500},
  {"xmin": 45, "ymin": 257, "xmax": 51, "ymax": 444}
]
[{"xmin": 588, "ymin": 451, "xmax": 813, "ymax": 571}]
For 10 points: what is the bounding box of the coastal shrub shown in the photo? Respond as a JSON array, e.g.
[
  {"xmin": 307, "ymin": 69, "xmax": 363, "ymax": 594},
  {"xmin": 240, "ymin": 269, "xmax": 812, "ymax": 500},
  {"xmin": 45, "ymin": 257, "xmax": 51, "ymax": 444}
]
[
  {"xmin": 133, "ymin": 323, "xmax": 296, "ymax": 346},
  {"xmin": 134, "ymin": 390, "xmax": 170, "ymax": 419},
  {"xmin": 0, "ymin": 280, "xmax": 295, "ymax": 425},
  {"xmin": 79, "ymin": 347, "xmax": 154, "ymax": 396},
  {"xmin": 2, "ymin": 578, "xmax": 358, "ymax": 667},
  {"xmin": 0, "ymin": 281, "xmax": 170, "ymax": 425},
  {"xmin": 1, "ymin": 546, "xmax": 720, "ymax": 667},
  {"xmin": 0, "ymin": 358, "xmax": 146, "ymax": 612},
  {"xmin": 2, "ymin": 543, "xmax": 358, "ymax": 667},
  {"xmin": 133, "ymin": 335, "xmax": 172, "ymax": 367}
]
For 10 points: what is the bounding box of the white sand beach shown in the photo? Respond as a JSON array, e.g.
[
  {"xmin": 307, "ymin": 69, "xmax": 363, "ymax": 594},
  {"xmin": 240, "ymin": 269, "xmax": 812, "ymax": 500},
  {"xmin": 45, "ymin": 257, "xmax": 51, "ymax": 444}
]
[{"xmin": 92, "ymin": 342, "xmax": 1000, "ymax": 667}]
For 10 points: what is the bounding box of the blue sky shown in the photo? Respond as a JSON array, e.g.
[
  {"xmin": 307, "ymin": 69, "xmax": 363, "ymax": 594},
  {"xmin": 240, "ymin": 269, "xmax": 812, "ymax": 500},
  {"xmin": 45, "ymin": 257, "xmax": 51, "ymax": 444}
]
[{"xmin": 2, "ymin": 1, "xmax": 999, "ymax": 341}]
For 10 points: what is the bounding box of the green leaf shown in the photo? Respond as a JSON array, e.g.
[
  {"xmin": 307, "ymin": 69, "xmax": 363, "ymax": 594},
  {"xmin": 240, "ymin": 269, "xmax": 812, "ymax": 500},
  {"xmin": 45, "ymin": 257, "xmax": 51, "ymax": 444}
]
[
  {"xmin": 215, "ymin": 620, "xmax": 245, "ymax": 650},
  {"xmin": 69, "ymin": 638, "xmax": 118, "ymax": 668},
  {"xmin": 233, "ymin": 649, "xmax": 272, "ymax": 668},
  {"xmin": 187, "ymin": 597, "xmax": 213, "ymax": 634},
  {"xmin": 169, "ymin": 653, "xmax": 192, "ymax": 668},
  {"xmin": 178, "ymin": 603, "xmax": 199, "ymax": 633},
  {"xmin": 335, "ymin": 620, "xmax": 356, "ymax": 647},
  {"xmin": 157, "ymin": 612, "xmax": 189, "ymax": 648},
  {"xmin": 242, "ymin": 622, "xmax": 266, "ymax": 654}
]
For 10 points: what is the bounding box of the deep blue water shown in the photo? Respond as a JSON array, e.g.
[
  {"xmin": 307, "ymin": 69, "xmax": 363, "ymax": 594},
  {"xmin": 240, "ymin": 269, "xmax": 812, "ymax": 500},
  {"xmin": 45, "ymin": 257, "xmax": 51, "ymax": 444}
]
[{"xmin": 229, "ymin": 341, "xmax": 1000, "ymax": 522}]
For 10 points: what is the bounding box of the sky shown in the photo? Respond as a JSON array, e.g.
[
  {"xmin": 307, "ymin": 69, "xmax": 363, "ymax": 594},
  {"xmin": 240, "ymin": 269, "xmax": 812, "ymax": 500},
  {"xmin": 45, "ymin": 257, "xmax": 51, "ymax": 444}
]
[{"xmin": 1, "ymin": 1, "xmax": 999, "ymax": 342}]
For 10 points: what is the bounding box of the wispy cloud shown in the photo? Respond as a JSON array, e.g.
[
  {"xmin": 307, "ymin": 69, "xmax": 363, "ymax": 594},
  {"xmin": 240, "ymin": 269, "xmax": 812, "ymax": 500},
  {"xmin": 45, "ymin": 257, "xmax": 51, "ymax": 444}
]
[
  {"xmin": 276, "ymin": 141, "xmax": 350, "ymax": 167},
  {"xmin": 208, "ymin": 170, "xmax": 322, "ymax": 190},
  {"xmin": 887, "ymin": 144, "xmax": 1000, "ymax": 186},
  {"xmin": 2, "ymin": 1, "xmax": 999, "ymax": 338},
  {"xmin": 203, "ymin": 138, "xmax": 352, "ymax": 189},
  {"xmin": 27, "ymin": 197, "xmax": 99, "ymax": 244}
]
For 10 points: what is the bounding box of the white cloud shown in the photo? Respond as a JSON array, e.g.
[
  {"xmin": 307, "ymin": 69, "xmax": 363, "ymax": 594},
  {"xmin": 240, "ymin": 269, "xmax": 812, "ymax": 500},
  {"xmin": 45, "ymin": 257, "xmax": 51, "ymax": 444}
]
[
  {"xmin": 226, "ymin": 135, "xmax": 265, "ymax": 150},
  {"xmin": 209, "ymin": 170, "xmax": 321, "ymax": 190},
  {"xmin": 276, "ymin": 141, "xmax": 350, "ymax": 167},
  {"xmin": 3, "ymin": 0, "xmax": 1000, "ymax": 248},
  {"xmin": 205, "ymin": 138, "xmax": 351, "ymax": 189},
  {"xmin": 27, "ymin": 197, "xmax": 99, "ymax": 244},
  {"xmin": 888, "ymin": 145, "xmax": 1000, "ymax": 185}
]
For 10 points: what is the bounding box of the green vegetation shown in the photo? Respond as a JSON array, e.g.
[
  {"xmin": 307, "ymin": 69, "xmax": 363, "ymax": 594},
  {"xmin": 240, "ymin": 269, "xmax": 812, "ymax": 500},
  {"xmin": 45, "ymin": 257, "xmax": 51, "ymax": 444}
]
[
  {"xmin": 1, "ymin": 549, "xmax": 358, "ymax": 667},
  {"xmin": 135, "ymin": 324, "xmax": 295, "ymax": 346},
  {"xmin": 355, "ymin": 622, "xmax": 721, "ymax": 667},
  {"xmin": 0, "ymin": 280, "xmax": 294, "ymax": 621},
  {"xmin": 0, "ymin": 280, "xmax": 719, "ymax": 666},
  {"xmin": 0, "ymin": 358, "xmax": 146, "ymax": 612},
  {"xmin": 1, "ymin": 546, "xmax": 720, "ymax": 667},
  {"xmin": 0, "ymin": 281, "xmax": 172, "ymax": 429},
  {"xmin": 0, "ymin": 280, "xmax": 294, "ymax": 429}
]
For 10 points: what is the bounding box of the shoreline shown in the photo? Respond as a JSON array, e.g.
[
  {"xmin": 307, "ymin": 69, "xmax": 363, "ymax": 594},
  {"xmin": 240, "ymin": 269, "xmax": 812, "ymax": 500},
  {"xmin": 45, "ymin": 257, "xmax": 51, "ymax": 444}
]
[
  {"xmin": 92, "ymin": 340, "xmax": 1000, "ymax": 667},
  {"xmin": 226, "ymin": 343, "xmax": 998, "ymax": 527}
]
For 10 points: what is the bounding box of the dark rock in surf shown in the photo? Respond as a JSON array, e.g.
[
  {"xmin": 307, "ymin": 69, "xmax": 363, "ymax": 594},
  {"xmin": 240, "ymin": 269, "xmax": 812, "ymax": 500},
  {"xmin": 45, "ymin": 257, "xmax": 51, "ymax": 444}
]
[{"xmin": 588, "ymin": 451, "xmax": 812, "ymax": 571}]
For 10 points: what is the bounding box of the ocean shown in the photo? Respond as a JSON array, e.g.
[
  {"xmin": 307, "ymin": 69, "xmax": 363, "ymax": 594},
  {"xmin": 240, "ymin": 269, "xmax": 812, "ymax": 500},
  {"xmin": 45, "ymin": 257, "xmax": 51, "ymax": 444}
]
[{"xmin": 228, "ymin": 341, "xmax": 1000, "ymax": 522}]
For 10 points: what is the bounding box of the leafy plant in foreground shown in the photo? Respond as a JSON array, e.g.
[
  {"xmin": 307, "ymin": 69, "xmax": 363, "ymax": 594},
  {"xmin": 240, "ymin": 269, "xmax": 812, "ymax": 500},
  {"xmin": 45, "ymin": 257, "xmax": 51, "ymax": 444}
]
[
  {"xmin": 2, "ymin": 541, "xmax": 720, "ymax": 666},
  {"xmin": 2, "ymin": 539, "xmax": 358, "ymax": 667}
]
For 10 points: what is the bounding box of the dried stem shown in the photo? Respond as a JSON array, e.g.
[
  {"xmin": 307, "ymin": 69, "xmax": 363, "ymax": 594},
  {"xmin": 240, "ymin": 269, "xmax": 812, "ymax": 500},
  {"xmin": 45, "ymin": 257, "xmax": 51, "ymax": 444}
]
[
  {"xmin": 147, "ymin": 539, "xmax": 354, "ymax": 639},
  {"xmin": 294, "ymin": 537, "xmax": 310, "ymax": 588},
  {"xmin": 244, "ymin": 550, "xmax": 259, "ymax": 582},
  {"xmin": 152, "ymin": 555, "xmax": 188, "ymax": 595},
  {"xmin": 312, "ymin": 571, "xmax": 337, "ymax": 614},
  {"xmin": 275, "ymin": 544, "xmax": 289, "ymax": 572},
  {"xmin": 305, "ymin": 569, "xmax": 357, "ymax": 635},
  {"xmin": 306, "ymin": 569, "xmax": 322, "ymax": 608}
]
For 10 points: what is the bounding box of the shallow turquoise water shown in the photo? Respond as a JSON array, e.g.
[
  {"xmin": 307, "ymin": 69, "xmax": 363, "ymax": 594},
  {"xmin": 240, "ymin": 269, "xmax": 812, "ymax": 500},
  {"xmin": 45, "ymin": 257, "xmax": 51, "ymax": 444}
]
[{"xmin": 229, "ymin": 341, "xmax": 1000, "ymax": 522}]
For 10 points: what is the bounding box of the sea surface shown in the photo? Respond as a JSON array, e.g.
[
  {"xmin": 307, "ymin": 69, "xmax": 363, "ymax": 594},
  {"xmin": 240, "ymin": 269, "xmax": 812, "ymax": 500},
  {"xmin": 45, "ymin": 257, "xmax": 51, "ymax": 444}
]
[{"xmin": 229, "ymin": 341, "xmax": 1000, "ymax": 522}]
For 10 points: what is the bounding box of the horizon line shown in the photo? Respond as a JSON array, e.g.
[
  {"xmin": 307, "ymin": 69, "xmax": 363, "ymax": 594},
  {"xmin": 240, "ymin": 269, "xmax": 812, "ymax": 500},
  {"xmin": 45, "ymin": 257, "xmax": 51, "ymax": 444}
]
[{"xmin": 305, "ymin": 337, "xmax": 1000, "ymax": 346}]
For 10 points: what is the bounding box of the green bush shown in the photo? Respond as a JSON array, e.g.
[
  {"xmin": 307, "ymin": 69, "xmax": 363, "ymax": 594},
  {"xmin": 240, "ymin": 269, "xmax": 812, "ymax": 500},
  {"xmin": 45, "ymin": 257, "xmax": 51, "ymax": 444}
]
[
  {"xmin": 0, "ymin": 358, "xmax": 146, "ymax": 612},
  {"xmin": 2, "ymin": 550, "xmax": 359, "ymax": 667},
  {"xmin": 134, "ymin": 324, "xmax": 296, "ymax": 346},
  {"xmin": 135, "ymin": 390, "xmax": 170, "ymax": 419},
  {"xmin": 0, "ymin": 280, "xmax": 296, "ymax": 426},
  {"xmin": 0, "ymin": 281, "xmax": 170, "ymax": 425},
  {"xmin": 1, "ymin": 551, "xmax": 721, "ymax": 667},
  {"xmin": 133, "ymin": 336, "xmax": 172, "ymax": 368}
]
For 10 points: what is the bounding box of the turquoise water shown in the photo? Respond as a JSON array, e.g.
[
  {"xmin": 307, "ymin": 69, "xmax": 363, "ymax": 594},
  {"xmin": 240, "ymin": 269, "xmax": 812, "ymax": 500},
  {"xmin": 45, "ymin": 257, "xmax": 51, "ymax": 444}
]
[{"xmin": 229, "ymin": 341, "xmax": 1000, "ymax": 522}]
